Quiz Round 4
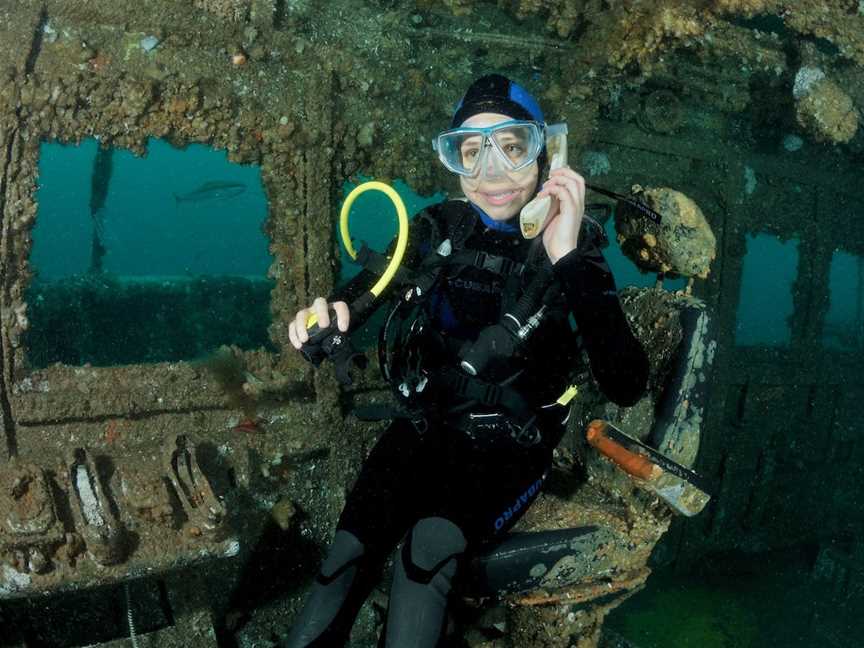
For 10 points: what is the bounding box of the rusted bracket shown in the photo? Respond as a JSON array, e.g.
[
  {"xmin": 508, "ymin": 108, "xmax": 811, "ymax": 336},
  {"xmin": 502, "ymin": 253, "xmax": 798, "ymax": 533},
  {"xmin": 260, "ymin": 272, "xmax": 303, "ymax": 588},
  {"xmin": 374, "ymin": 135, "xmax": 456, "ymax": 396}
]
[
  {"xmin": 163, "ymin": 434, "xmax": 226, "ymax": 538},
  {"xmin": 68, "ymin": 447, "xmax": 125, "ymax": 566},
  {"xmin": 1, "ymin": 461, "xmax": 64, "ymax": 575}
]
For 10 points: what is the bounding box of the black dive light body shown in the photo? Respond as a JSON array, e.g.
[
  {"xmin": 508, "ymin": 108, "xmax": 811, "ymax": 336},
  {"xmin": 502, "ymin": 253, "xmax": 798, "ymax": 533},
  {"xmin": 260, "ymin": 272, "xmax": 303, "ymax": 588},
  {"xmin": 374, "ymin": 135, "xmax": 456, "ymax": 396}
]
[
  {"xmin": 299, "ymin": 320, "xmax": 350, "ymax": 366},
  {"xmin": 459, "ymin": 307, "xmax": 546, "ymax": 377},
  {"xmin": 299, "ymin": 294, "xmax": 375, "ymax": 384},
  {"xmin": 459, "ymin": 265, "xmax": 553, "ymax": 378}
]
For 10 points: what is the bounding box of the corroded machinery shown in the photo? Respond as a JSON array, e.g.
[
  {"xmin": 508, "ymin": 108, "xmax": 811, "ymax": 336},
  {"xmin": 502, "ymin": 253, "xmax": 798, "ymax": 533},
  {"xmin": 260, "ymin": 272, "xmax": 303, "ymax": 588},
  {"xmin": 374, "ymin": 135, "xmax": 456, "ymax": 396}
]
[{"xmin": 1, "ymin": 436, "xmax": 235, "ymax": 590}]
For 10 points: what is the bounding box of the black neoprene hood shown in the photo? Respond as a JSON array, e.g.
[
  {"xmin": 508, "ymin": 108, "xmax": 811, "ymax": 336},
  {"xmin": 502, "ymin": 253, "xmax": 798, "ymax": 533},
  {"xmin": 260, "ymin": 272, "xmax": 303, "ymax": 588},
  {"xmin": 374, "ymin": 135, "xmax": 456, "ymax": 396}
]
[{"xmin": 450, "ymin": 74, "xmax": 546, "ymax": 128}]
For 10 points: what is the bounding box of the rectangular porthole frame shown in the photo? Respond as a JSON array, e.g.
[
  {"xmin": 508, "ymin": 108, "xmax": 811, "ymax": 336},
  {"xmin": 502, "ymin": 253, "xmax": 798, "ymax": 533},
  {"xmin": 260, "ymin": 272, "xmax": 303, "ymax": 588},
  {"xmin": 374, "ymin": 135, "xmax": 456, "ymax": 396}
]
[
  {"xmin": 24, "ymin": 138, "xmax": 276, "ymax": 370},
  {"xmin": 3, "ymin": 120, "xmax": 325, "ymax": 429}
]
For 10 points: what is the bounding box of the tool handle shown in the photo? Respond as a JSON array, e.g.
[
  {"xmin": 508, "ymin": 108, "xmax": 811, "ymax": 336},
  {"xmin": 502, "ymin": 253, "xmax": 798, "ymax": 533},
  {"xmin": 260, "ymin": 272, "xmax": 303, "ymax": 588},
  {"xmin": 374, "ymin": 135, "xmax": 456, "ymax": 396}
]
[
  {"xmin": 586, "ymin": 419, "xmax": 654, "ymax": 480},
  {"xmin": 519, "ymin": 124, "xmax": 568, "ymax": 239}
]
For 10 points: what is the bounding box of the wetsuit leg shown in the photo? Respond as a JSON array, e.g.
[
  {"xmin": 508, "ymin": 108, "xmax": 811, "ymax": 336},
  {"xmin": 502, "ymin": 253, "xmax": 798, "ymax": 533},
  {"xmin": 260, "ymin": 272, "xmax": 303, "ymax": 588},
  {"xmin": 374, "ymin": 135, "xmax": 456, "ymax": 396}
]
[
  {"xmin": 283, "ymin": 530, "xmax": 370, "ymax": 647},
  {"xmin": 336, "ymin": 417, "xmax": 439, "ymax": 550},
  {"xmin": 384, "ymin": 516, "xmax": 467, "ymax": 648},
  {"xmin": 285, "ymin": 419, "xmax": 440, "ymax": 647},
  {"xmin": 440, "ymin": 426, "xmax": 555, "ymax": 541}
]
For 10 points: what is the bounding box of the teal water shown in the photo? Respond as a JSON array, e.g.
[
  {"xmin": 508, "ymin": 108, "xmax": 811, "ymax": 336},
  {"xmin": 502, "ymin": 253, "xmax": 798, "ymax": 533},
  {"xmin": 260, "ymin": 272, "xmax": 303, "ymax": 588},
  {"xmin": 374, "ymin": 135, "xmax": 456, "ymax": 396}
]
[
  {"xmin": 26, "ymin": 138, "xmax": 274, "ymax": 366},
  {"xmin": 606, "ymin": 545, "xmax": 859, "ymax": 648},
  {"xmin": 33, "ymin": 138, "xmax": 271, "ymax": 279}
]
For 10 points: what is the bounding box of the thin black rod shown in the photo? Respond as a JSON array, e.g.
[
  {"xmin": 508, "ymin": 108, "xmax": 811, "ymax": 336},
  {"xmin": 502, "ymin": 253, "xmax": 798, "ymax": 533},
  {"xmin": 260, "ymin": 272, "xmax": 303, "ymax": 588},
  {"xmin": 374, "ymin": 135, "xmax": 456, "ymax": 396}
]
[{"xmin": 585, "ymin": 182, "xmax": 663, "ymax": 225}]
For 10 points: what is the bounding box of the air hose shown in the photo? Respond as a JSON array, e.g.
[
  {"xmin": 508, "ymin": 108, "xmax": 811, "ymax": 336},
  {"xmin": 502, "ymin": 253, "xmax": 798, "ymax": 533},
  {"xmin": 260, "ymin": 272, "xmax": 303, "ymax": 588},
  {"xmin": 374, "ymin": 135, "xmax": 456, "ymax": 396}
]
[
  {"xmin": 301, "ymin": 181, "xmax": 410, "ymax": 383},
  {"xmin": 338, "ymin": 181, "xmax": 410, "ymax": 299},
  {"xmin": 459, "ymin": 263, "xmax": 553, "ymax": 378}
]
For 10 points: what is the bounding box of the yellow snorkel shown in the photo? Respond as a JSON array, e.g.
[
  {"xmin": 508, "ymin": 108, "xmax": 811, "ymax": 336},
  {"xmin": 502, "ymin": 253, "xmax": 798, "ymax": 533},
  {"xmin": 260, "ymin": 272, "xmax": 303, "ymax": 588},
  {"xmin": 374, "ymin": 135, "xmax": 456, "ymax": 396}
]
[
  {"xmin": 301, "ymin": 181, "xmax": 410, "ymax": 383},
  {"xmin": 338, "ymin": 181, "xmax": 410, "ymax": 299}
]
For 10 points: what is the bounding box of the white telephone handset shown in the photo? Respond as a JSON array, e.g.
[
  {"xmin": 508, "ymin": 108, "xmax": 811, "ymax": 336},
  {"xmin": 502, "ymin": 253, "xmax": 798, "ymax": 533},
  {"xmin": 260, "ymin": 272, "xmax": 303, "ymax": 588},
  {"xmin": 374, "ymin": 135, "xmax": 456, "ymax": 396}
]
[{"xmin": 519, "ymin": 123, "xmax": 568, "ymax": 239}]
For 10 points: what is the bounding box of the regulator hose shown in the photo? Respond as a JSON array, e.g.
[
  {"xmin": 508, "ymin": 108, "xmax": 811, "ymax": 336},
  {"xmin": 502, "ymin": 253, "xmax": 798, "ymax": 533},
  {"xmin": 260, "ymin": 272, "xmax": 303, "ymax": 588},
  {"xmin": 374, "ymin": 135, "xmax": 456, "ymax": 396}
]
[{"xmin": 301, "ymin": 181, "xmax": 410, "ymax": 384}]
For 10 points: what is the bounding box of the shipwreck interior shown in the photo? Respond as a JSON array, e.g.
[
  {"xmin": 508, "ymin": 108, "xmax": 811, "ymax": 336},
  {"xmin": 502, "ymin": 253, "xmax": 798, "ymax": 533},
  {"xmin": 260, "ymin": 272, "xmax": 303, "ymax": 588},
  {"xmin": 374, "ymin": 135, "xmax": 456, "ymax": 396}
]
[{"xmin": 0, "ymin": 1, "xmax": 862, "ymax": 647}]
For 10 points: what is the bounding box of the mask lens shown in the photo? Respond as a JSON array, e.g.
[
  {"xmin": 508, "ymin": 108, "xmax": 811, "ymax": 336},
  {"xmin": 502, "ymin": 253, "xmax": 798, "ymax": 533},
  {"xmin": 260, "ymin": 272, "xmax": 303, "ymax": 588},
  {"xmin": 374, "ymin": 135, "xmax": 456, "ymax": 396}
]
[
  {"xmin": 436, "ymin": 134, "xmax": 462, "ymax": 175},
  {"xmin": 491, "ymin": 124, "xmax": 540, "ymax": 171},
  {"xmin": 437, "ymin": 131, "xmax": 484, "ymax": 176},
  {"xmin": 458, "ymin": 134, "xmax": 483, "ymax": 175}
]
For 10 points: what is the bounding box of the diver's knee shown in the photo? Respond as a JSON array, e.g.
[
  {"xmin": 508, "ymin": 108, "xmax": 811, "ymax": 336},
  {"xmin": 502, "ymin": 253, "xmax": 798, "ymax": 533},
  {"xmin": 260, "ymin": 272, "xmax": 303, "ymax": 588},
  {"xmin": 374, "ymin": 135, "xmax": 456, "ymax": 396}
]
[
  {"xmin": 319, "ymin": 529, "xmax": 365, "ymax": 582},
  {"xmin": 384, "ymin": 518, "xmax": 467, "ymax": 647},
  {"xmin": 401, "ymin": 517, "xmax": 467, "ymax": 583}
]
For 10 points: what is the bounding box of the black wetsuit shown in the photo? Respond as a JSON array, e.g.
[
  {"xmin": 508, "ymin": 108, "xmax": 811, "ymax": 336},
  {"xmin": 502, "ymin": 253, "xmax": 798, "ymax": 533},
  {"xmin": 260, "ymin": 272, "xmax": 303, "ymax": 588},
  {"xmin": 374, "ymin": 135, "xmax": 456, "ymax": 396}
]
[{"xmin": 285, "ymin": 200, "xmax": 648, "ymax": 648}]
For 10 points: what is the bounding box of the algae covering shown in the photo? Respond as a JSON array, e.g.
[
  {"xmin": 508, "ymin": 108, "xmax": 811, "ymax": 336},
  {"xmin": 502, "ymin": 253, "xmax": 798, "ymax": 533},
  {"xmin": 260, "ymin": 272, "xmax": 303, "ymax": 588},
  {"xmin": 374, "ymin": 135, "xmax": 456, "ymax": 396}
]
[{"xmin": 0, "ymin": 0, "xmax": 861, "ymax": 647}]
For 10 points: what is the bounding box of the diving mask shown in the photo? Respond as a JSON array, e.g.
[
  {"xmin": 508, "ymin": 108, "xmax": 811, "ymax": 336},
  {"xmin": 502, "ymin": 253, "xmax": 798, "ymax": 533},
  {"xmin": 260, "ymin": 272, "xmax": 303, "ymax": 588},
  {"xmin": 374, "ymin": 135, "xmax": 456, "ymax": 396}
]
[{"xmin": 433, "ymin": 120, "xmax": 545, "ymax": 184}]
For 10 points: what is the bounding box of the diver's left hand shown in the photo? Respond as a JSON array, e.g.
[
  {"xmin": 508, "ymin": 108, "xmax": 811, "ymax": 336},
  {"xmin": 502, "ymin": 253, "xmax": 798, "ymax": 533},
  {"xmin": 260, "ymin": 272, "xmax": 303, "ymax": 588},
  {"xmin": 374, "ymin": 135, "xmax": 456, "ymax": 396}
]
[{"xmin": 537, "ymin": 167, "xmax": 585, "ymax": 264}]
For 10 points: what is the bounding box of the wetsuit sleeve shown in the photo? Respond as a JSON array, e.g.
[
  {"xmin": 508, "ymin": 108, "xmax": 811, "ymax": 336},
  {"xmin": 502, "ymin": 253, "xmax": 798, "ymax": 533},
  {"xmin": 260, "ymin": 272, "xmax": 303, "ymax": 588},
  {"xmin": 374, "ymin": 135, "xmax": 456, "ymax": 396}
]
[
  {"xmin": 551, "ymin": 241, "xmax": 649, "ymax": 407},
  {"xmin": 327, "ymin": 205, "xmax": 441, "ymax": 329}
]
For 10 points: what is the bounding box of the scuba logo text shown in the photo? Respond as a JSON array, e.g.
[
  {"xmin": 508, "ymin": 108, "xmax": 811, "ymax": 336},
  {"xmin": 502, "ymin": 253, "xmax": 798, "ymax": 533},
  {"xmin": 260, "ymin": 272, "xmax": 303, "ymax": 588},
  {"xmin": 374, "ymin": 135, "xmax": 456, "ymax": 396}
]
[
  {"xmin": 494, "ymin": 475, "xmax": 546, "ymax": 531},
  {"xmin": 451, "ymin": 278, "xmax": 502, "ymax": 294}
]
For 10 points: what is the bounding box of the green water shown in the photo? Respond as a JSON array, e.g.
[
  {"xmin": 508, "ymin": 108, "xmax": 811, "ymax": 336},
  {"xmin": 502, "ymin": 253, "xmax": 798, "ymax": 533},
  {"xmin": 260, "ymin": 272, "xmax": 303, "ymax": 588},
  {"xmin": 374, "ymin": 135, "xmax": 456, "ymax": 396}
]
[{"xmin": 606, "ymin": 546, "xmax": 857, "ymax": 647}]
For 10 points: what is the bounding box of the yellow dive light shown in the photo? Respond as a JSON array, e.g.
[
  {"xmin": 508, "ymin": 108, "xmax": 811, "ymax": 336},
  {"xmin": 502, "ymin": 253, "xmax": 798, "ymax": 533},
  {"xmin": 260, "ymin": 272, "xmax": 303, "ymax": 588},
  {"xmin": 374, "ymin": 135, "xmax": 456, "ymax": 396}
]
[{"xmin": 306, "ymin": 181, "xmax": 410, "ymax": 329}]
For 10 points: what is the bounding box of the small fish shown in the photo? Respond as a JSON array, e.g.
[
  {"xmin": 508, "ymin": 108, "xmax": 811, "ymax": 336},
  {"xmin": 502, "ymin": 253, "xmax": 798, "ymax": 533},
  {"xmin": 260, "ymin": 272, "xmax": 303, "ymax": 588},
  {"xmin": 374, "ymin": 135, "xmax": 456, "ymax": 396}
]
[{"xmin": 174, "ymin": 180, "xmax": 246, "ymax": 204}]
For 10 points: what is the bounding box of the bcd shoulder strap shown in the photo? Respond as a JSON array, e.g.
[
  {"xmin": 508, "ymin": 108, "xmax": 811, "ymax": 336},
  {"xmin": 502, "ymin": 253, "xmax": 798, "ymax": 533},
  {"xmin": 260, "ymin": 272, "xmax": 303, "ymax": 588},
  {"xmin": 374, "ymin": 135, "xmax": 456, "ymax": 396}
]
[{"xmin": 356, "ymin": 200, "xmax": 527, "ymax": 289}]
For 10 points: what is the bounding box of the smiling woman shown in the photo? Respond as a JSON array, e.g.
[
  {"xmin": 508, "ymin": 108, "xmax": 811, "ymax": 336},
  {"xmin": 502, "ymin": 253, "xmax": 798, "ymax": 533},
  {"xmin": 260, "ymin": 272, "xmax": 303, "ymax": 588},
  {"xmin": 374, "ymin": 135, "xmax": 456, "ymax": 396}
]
[
  {"xmin": 434, "ymin": 115, "xmax": 544, "ymax": 220},
  {"xmin": 284, "ymin": 74, "xmax": 650, "ymax": 648}
]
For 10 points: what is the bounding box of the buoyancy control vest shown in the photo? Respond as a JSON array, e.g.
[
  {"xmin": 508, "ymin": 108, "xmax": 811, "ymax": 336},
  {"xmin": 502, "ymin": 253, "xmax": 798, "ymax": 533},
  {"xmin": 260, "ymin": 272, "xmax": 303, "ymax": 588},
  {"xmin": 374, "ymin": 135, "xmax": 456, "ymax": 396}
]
[{"xmin": 361, "ymin": 200, "xmax": 591, "ymax": 437}]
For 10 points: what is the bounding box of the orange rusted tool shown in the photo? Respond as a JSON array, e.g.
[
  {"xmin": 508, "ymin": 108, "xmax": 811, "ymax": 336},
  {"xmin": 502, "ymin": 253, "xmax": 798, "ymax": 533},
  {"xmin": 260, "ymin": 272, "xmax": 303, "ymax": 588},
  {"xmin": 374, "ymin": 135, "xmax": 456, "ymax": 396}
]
[
  {"xmin": 585, "ymin": 419, "xmax": 711, "ymax": 517},
  {"xmin": 586, "ymin": 420, "xmax": 655, "ymax": 479}
]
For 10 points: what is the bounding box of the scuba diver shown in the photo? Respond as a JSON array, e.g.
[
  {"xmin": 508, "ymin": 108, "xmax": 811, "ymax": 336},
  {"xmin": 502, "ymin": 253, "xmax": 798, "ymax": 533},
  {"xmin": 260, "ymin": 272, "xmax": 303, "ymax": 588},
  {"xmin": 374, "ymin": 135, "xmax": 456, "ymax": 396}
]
[{"xmin": 284, "ymin": 74, "xmax": 649, "ymax": 647}]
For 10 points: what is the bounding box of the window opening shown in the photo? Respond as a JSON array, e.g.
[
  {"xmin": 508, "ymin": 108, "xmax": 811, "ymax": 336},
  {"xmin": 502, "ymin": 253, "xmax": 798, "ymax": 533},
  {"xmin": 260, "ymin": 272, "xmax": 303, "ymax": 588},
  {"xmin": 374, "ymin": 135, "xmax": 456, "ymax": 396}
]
[
  {"xmin": 823, "ymin": 249, "xmax": 863, "ymax": 351},
  {"xmin": 735, "ymin": 233, "xmax": 798, "ymax": 347},
  {"xmin": 25, "ymin": 138, "xmax": 274, "ymax": 367}
]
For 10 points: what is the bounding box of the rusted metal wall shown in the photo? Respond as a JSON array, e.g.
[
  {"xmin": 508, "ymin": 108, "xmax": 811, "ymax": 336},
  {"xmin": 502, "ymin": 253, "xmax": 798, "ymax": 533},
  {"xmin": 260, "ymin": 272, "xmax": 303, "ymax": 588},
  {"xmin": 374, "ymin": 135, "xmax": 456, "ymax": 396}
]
[{"xmin": 0, "ymin": 1, "xmax": 351, "ymax": 610}]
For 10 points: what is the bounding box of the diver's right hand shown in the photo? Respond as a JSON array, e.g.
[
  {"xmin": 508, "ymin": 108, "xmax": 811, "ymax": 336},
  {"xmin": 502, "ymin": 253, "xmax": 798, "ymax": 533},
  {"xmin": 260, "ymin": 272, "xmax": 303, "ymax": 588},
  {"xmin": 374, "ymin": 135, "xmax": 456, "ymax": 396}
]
[{"xmin": 288, "ymin": 297, "xmax": 351, "ymax": 350}]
